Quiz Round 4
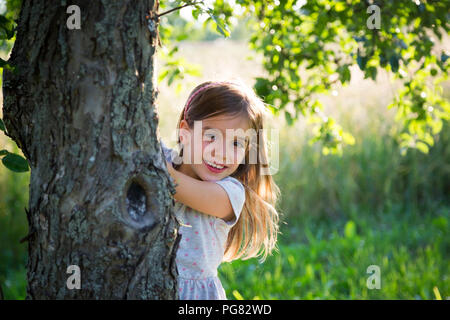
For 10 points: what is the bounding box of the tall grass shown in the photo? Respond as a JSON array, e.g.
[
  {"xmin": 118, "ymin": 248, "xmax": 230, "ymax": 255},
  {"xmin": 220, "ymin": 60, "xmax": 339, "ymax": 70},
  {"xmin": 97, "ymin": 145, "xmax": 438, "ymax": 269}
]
[
  {"xmin": 276, "ymin": 97, "xmax": 449, "ymax": 222},
  {"xmin": 219, "ymin": 205, "xmax": 449, "ymax": 299}
]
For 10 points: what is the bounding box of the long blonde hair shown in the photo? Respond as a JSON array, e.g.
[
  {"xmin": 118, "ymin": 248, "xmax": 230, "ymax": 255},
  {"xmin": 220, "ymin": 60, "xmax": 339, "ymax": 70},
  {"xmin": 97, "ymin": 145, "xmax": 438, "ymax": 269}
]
[{"xmin": 176, "ymin": 79, "xmax": 281, "ymax": 262}]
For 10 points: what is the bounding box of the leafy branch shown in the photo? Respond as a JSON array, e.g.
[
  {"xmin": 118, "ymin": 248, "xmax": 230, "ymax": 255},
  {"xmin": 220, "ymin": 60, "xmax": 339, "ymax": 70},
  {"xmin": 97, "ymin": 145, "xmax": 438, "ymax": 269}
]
[
  {"xmin": 158, "ymin": 0, "xmax": 202, "ymax": 18},
  {"xmin": 0, "ymin": 119, "xmax": 29, "ymax": 172},
  {"xmin": 0, "ymin": 12, "xmax": 27, "ymax": 173}
]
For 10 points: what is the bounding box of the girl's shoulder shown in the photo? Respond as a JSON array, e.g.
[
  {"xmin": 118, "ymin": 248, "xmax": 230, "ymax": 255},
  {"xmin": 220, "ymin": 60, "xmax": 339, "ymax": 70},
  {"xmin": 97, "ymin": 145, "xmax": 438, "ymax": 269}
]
[{"xmin": 216, "ymin": 176, "xmax": 245, "ymax": 192}]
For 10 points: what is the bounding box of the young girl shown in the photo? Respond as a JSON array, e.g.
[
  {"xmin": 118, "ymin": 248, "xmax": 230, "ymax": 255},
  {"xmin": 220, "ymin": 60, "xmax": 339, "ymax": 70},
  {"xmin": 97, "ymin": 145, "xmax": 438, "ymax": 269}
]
[{"xmin": 160, "ymin": 79, "xmax": 280, "ymax": 300}]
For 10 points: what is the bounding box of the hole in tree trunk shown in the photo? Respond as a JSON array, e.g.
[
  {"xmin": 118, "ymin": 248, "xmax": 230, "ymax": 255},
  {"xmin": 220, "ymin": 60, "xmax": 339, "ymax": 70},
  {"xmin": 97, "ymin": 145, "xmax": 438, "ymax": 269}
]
[
  {"xmin": 121, "ymin": 176, "xmax": 159, "ymax": 231},
  {"xmin": 126, "ymin": 181, "xmax": 147, "ymax": 221}
]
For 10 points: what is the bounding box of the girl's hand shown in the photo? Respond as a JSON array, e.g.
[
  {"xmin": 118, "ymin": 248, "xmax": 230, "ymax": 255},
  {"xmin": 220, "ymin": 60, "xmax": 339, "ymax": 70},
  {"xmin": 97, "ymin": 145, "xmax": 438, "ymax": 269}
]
[
  {"xmin": 165, "ymin": 163, "xmax": 235, "ymax": 222},
  {"xmin": 165, "ymin": 160, "xmax": 175, "ymax": 175}
]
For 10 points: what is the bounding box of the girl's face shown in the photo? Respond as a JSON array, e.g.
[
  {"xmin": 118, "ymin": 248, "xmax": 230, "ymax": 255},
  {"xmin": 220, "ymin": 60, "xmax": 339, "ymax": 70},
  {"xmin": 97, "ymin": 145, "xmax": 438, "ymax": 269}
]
[{"xmin": 179, "ymin": 113, "xmax": 250, "ymax": 181}]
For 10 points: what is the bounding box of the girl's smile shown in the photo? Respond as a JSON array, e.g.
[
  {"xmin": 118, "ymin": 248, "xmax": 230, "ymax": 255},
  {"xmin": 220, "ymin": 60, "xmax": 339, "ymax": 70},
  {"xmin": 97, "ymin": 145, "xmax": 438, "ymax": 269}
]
[{"xmin": 203, "ymin": 159, "xmax": 227, "ymax": 173}]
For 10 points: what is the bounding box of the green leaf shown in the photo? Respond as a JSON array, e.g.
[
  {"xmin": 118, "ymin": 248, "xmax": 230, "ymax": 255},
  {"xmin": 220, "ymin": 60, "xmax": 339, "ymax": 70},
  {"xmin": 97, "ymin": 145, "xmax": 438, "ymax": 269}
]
[
  {"xmin": 366, "ymin": 66, "xmax": 377, "ymax": 81},
  {"xmin": 0, "ymin": 58, "xmax": 16, "ymax": 72},
  {"xmin": 389, "ymin": 55, "xmax": 399, "ymax": 72},
  {"xmin": 432, "ymin": 216, "xmax": 448, "ymax": 232},
  {"xmin": 285, "ymin": 111, "xmax": 294, "ymax": 126},
  {"xmin": 168, "ymin": 68, "xmax": 181, "ymax": 86},
  {"xmin": 379, "ymin": 54, "xmax": 388, "ymax": 67},
  {"xmin": 232, "ymin": 289, "xmax": 244, "ymax": 300},
  {"xmin": 440, "ymin": 52, "xmax": 449, "ymax": 63},
  {"xmin": 334, "ymin": 2, "xmax": 346, "ymax": 12},
  {"xmin": 1, "ymin": 153, "xmax": 29, "ymax": 172},
  {"xmin": 0, "ymin": 118, "xmax": 5, "ymax": 131},
  {"xmin": 338, "ymin": 64, "xmax": 351, "ymax": 84},
  {"xmin": 344, "ymin": 220, "xmax": 356, "ymax": 238},
  {"xmin": 158, "ymin": 69, "xmax": 169, "ymax": 83},
  {"xmin": 357, "ymin": 53, "xmax": 367, "ymax": 71},
  {"xmin": 210, "ymin": 14, "xmax": 230, "ymax": 37},
  {"xmin": 254, "ymin": 77, "xmax": 271, "ymax": 99},
  {"xmin": 416, "ymin": 141, "xmax": 429, "ymax": 154},
  {"xmin": 0, "ymin": 57, "xmax": 8, "ymax": 67},
  {"xmin": 0, "ymin": 149, "xmax": 9, "ymax": 156},
  {"xmin": 342, "ymin": 132, "xmax": 355, "ymax": 145},
  {"xmin": 0, "ymin": 14, "xmax": 15, "ymax": 39}
]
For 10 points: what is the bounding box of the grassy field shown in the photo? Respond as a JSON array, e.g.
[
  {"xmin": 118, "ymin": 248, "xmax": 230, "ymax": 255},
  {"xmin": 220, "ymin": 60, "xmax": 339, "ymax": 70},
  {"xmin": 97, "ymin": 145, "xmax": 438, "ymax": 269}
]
[
  {"xmin": 1, "ymin": 39, "xmax": 449, "ymax": 299},
  {"xmin": 220, "ymin": 206, "xmax": 449, "ymax": 300}
]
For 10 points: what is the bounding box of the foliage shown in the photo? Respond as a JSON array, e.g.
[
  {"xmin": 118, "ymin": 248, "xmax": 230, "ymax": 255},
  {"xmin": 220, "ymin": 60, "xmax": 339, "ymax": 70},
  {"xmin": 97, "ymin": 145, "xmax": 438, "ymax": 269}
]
[
  {"xmin": 0, "ymin": 0, "xmax": 19, "ymax": 53},
  {"xmin": 159, "ymin": 0, "xmax": 449, "ymax": 155},
  {"xmin": 0, "ymin": 118, "xmax": 28, "ymax": 173},
  {"xmin": 246, "ymin": 0, "xmax": 449, "ymax": 155},
  {"xmin": 157, "ymin": 0, "xmax": 237, "ymax": 94},
  {"xmin": 0, "ymin": 0, "xmax": 25, "ymax": 173}
]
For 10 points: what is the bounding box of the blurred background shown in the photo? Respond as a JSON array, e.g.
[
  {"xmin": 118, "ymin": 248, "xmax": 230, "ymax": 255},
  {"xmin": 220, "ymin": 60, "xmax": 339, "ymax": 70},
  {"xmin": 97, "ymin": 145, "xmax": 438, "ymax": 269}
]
[{"xmin": 1, "ymin": 2, "xmax": 449, "ymax": 299}]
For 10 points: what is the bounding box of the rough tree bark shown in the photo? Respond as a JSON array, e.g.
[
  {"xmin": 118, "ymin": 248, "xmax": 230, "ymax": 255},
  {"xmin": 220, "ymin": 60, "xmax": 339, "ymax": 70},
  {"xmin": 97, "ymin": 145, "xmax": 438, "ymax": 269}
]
[{"xmin": 2, "ymin": 0, "xmax": 180, "ymax": 299}]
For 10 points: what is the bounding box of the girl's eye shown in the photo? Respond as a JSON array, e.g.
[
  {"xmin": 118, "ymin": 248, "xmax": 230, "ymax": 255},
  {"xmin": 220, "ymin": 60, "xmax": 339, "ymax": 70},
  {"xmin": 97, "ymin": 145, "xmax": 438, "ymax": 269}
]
[
  {"xmin": 234, "ymin": 140, "xmax": 245, "ymax": 149},
  {"xmin": 205, "ymin": 134, "xmax": 215, "ymax": 141}
]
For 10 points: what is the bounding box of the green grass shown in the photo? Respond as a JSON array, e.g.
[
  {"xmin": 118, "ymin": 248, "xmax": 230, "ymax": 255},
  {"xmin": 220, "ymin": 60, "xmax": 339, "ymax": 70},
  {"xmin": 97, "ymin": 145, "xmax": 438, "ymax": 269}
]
[{"xmin": 219, "ymin": 205, "xmax": 449, "ymax": 300}]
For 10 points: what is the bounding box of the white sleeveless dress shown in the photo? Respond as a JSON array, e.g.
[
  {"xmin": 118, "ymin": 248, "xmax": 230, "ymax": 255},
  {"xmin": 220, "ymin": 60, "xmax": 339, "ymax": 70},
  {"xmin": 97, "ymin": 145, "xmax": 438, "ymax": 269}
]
[{"xmin": 160, "ymin": 140, "xmax": 246, "ymax": 300}]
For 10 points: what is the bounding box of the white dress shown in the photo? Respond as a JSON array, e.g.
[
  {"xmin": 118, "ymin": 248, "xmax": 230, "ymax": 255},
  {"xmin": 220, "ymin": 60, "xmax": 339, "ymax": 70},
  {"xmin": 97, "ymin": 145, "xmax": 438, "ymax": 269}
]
[{"xmin": 160, "ymin": 140, "xmax": 246, "ymax": 300}]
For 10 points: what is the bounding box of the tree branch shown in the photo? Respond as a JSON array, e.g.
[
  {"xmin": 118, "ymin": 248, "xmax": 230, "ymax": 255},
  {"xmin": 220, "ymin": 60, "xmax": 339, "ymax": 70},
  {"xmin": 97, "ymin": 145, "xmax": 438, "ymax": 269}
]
[{"xmin": 157, "ymin": 1, "xmax": 201, "ymax": 18}]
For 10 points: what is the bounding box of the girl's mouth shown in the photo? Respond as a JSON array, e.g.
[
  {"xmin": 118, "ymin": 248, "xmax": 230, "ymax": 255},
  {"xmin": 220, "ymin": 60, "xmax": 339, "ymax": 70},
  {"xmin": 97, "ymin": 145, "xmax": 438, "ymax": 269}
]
[{"xmin": 203, "ymin": 159, "xmax": 227, "ymax": 173}]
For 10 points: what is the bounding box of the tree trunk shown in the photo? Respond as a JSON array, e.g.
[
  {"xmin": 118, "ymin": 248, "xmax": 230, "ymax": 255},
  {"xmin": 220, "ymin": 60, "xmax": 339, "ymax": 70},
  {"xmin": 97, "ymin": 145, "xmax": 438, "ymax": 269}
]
[{"xmin": 2, "ymin": 0, "xmax": 180, "ymax": 299}]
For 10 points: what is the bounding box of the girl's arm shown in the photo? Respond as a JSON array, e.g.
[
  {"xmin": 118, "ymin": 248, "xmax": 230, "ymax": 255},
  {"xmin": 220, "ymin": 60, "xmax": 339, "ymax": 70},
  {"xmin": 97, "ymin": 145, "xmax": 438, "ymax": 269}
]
[{"xmin": 165, "ymin": 160, "xmax": 235, "ymax": 222}]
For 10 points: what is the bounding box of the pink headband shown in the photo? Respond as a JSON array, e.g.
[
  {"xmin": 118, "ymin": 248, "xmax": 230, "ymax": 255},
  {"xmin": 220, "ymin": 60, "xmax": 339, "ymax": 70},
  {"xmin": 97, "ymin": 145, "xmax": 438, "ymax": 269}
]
[{"xmin": 183, "ymin": 82, "xmax": 229, "ymax": 121}]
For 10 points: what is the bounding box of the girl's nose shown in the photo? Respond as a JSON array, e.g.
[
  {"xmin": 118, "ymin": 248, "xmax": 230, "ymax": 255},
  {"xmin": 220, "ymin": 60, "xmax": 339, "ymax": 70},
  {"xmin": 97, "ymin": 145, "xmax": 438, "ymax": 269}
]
[{"xmin": 212, "ymin": 140, "xmax": 228, "ymax": 163}]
